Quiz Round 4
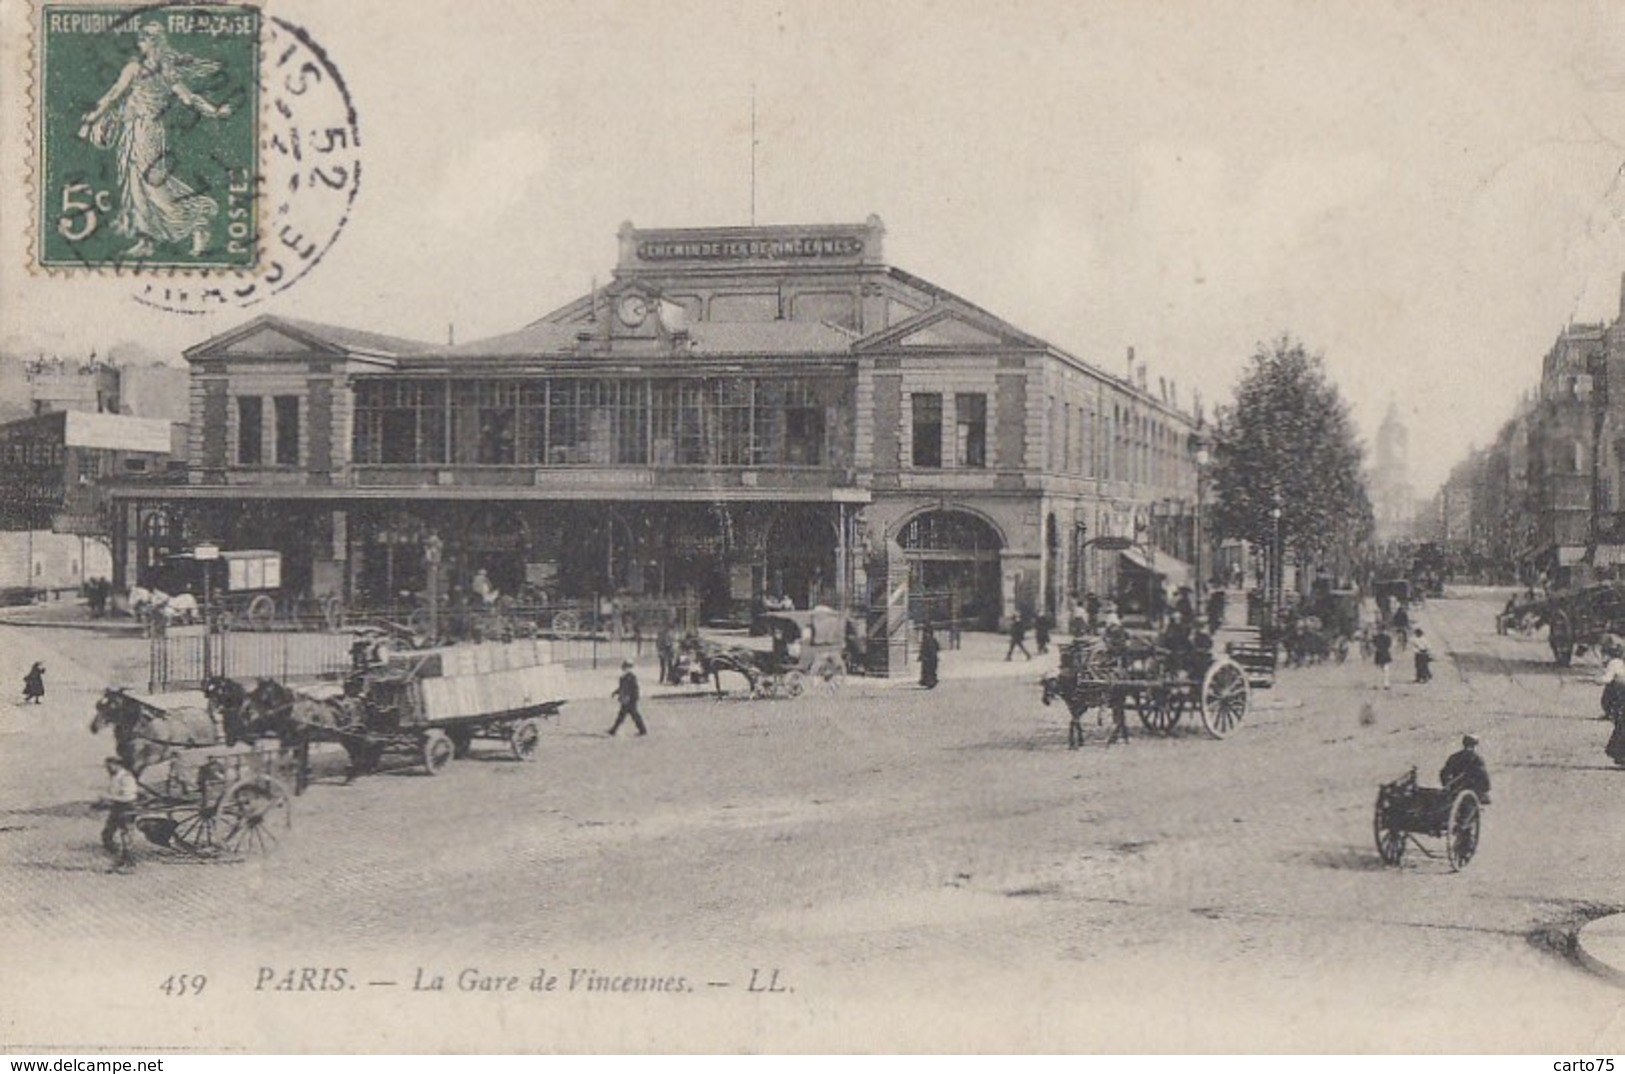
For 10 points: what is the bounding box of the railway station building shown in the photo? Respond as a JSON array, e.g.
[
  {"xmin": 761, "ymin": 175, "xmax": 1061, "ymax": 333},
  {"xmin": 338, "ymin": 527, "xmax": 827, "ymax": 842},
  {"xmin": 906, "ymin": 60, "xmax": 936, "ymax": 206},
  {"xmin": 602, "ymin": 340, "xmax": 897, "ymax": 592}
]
[{"xmin": 111, "ymin": 217, "xmax": 1205, "ymax": 646}]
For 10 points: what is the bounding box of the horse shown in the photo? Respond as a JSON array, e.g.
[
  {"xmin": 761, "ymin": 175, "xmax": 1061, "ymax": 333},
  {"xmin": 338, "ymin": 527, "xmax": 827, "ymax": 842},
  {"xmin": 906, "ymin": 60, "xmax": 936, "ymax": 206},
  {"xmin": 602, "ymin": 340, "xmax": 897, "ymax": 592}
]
[
  {"xmin": 240, "ymin": 678, "xmax": 368, "ymax": 787},
  {"xmin": 90, "ymin": 688, "xmax": 221, "ymax": 777},
  {"xmin": 125, "ymin": 588, "xmax": 200, "ymax": 631}
]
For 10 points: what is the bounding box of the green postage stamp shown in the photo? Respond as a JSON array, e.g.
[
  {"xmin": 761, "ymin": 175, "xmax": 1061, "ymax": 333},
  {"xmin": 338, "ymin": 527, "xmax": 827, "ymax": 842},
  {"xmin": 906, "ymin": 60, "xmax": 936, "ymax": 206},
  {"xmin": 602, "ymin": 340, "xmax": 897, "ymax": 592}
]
[{"xmin": 37, "ymin": 4, "xmax": 260, "ymax": 269}]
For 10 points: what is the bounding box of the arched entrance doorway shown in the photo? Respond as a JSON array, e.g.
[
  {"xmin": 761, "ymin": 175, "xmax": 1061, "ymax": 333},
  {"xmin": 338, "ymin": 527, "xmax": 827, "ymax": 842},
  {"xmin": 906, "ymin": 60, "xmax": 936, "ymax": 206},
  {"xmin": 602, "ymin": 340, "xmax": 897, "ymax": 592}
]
[
  {"xmin": 137, "ymin": 508, "xmax": 185, "ymax": 585},
  {"xmin": 897, "ymin": 509, "xmax": 1003, "ymax": 630},
  {"xmin": 765, "ymin": 505, "xmax": 838, "ymax": 609}
]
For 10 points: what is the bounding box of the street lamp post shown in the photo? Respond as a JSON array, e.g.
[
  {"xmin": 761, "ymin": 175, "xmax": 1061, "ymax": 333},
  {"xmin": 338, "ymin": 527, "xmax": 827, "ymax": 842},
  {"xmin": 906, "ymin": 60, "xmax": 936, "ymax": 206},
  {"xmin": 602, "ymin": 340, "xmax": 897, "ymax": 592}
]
[
  {"xmin": 1270, "ymin": 498, "xmax": 1284, "ymax": 614},
  {"xmin": 1194, "ymin": 448, "xmax": 1210, "ymax": 598}
]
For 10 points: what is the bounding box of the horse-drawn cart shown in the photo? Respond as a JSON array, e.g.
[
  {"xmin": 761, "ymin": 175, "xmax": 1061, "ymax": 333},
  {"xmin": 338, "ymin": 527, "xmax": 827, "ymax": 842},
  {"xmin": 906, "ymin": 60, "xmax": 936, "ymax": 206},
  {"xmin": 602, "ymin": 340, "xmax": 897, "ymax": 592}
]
[
  {"xmin": 241, "ymin": 639, "xmax": 570, "ymax": 777},
  {"xmin": 1373, "ymin": 766, "xmax": 1484, "ymax": 871},
  {"xmin": 91, "ymin": 688, "xmax": 294, "ymax": 860},
  {"xmin": 1040, "ymin": 628, "xmax": 1251, "ymax": 741},
  {"xmin": 694, "ymin": 610, "xmax": 849, "ymax": 699}
]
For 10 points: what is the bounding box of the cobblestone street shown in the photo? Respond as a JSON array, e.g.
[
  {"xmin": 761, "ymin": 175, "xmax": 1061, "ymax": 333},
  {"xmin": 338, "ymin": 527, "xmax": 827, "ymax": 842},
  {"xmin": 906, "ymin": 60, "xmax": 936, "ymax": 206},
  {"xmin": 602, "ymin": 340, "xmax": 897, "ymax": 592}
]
[{"xmin": 2, "ymin": 591, "xmax": 1623, "ymax": 1051}]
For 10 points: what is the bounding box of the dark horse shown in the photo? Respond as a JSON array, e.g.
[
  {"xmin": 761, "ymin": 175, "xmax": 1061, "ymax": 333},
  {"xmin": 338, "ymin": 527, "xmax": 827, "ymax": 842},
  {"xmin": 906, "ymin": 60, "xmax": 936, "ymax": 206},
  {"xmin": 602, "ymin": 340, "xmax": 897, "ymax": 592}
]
[{"xmin": 238, "ymin": 678, "xmax": 371, "ymax": 787}]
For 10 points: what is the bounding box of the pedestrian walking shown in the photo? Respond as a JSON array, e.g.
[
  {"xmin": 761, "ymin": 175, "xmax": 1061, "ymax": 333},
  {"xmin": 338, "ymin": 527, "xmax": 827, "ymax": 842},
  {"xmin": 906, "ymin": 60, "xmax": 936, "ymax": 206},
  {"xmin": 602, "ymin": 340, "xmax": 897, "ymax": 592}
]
[
  {"xmin": 1034, "ymin": 613, "xmax": 1052, "ymax": 655},
  {"xmin": 97, "ymin": 757, "xmax": 139, "ymax": 871},
  {"xmin": 918, "ymin": 623, "xmax": 940, "ymax": 689},
  {"xmin": 1084, "ymin": 592, "xmax": 1101, "ymax": 634},
  {"xmin": 1412, "ymin": 628, "xmax": 1432, "ymax": 683},
  {"xmin": 608, "ymin": 659, "xmax": 647, "ymax": 736},
  {"xmin": 1597, "ymin": 638, "xmax": 1625, "ymax": 767},
  {"xmin": 21, "ymin": 661, "xmax": 45, "ymax": 704},
  {"xmin": 1206, "ymin": 588, "xmax": 1227, "ymax": 635},
  {"xmin": 656, "ymin": 621, "xmax": 677, "ymax": 686},
  {"xmin": 1392, "ymin": 604, "xmax": 1410, "ymax": 650},
  {"xmin": 1373, "ymin": 628, "xmax": 1393, "ymax": 689},
  {"xmin": 1005, "ymin": 614, "xmax": 1032, "ymax": 661}
]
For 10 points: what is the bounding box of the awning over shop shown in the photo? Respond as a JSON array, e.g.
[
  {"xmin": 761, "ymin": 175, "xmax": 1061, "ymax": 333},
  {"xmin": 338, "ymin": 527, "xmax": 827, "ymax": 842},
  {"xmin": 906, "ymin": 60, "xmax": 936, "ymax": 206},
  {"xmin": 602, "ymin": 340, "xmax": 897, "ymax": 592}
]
[{"xmin": 1118, "ymin": 547, "xmax": 1193, "ymax": 589}]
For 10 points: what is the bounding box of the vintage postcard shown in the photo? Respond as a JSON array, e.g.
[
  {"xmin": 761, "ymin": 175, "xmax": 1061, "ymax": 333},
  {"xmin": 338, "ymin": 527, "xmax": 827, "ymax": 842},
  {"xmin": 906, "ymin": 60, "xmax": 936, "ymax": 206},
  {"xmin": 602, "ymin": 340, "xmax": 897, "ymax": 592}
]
[{"xmin": 3, "ymin": 0, "xmax": 1625, "ymax": 1057}]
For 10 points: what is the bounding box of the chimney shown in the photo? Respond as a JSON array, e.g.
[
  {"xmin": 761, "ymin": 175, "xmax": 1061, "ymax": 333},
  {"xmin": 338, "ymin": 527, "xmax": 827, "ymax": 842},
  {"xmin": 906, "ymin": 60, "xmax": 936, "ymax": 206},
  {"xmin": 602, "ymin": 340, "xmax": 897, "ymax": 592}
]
[
  {"xmin": 1126, "ymin": 346, "xmax": 1136, "ymax": 380},
  {"xmin": 1136, "ymin": 363, "xmax": 1148, "ymax": 391}
]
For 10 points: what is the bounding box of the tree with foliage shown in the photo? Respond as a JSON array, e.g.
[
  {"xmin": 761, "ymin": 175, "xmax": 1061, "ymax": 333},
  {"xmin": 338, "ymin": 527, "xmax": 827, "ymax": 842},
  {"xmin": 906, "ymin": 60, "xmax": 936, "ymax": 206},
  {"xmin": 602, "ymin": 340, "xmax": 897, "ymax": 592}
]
[{"xmin": 1208, "ymin": 335, "xmax": 1374, "ymax": 575}]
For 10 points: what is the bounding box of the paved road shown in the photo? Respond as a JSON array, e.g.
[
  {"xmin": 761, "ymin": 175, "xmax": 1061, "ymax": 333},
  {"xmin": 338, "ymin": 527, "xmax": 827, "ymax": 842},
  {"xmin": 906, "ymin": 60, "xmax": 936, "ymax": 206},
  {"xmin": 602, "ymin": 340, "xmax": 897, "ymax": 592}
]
[{"xmin": 1, "ymin": 591, "xmax": 1622, "ymax": 1052}]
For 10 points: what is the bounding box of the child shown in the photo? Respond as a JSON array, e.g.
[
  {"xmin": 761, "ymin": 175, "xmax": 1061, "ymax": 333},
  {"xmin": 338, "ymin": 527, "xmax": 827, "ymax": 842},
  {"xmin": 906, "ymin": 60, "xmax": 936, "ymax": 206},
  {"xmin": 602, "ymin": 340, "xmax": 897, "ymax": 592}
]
[{"xmin": 1413, "ymin": 628, "xmax": 1432, "ymax": 684}]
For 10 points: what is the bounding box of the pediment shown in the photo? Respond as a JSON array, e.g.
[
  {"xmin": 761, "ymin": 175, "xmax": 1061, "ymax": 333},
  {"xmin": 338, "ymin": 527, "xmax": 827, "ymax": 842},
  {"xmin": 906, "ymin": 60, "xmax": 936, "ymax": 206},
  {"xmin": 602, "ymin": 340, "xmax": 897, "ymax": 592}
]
[
  {"xmin": 855, "ymin": 304, "xmax": 1043, "ymax": 352},
  {"xmin": 218, "ymin": 326, "xmax": 336, "ymax": 357}
]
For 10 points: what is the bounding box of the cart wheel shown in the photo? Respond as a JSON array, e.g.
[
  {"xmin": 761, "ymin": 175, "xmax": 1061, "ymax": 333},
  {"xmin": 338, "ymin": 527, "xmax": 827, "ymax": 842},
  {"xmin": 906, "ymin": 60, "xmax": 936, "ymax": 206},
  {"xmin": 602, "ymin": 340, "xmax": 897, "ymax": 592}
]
[
  {"xmin": 783, "ymin": 670, "xmax": 807, "ymax": 699},
  {"xmin": 170, "ymin": 804, "xmax": 221, "ymax": 855},
  {"xmin": 1373, "ymin": 792, "xmax": 1405, "ymax": 865},
  {"xmin": 509, "ymin": 718, "xmax": 541, "ymax": 761},
  {"xmin": 551, "ymin": 610, "xmax": 580, "ymax": 635},
  {"xmin": 818, "ymin": 658, "xmax": 846, "ymax": 694},
  {"xmin": 422, "ymin": 730, "xmax": 454, "ymax": 775},
  {"xmin": 1549, "ymin": 611, "xmax": 1574, "ymax": 667},
  {"xmin": 1446, "ymin": 791, "xmax": 1481, "ymax": 871},
  {"xmin": 219, "ymin": 776, "xmax": 291, "ymax": 857},
  {"xmin": 1198, "ymin": 659, "xmax": 1249, "ymax": 739},
  {"xmin": 448, "ymin": 727, "xmax": 475, "ymax": 759},
  {"xmin": 245, "ymin": 594, "xmax": 276, "ymax": 629},
  {"xmin": 1137, "ymin": 687, "xmax": 1183, "ymax": 734}
]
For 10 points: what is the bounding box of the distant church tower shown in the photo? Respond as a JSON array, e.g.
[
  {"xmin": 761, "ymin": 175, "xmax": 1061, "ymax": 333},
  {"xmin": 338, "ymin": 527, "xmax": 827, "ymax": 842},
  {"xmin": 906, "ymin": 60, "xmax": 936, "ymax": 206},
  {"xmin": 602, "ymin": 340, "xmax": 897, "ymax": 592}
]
[{"xmin": 1372, "ymin": 402, "xmax": 1416, "ymax": 541}]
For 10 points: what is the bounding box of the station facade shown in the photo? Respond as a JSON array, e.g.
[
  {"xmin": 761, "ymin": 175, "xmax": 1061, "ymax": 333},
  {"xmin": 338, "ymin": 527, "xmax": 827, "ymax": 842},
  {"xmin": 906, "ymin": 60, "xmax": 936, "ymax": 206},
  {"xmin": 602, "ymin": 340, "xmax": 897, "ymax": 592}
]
[{"xmin": 112, "ymin": 218, "xmax": 1204, "ymax": 634}]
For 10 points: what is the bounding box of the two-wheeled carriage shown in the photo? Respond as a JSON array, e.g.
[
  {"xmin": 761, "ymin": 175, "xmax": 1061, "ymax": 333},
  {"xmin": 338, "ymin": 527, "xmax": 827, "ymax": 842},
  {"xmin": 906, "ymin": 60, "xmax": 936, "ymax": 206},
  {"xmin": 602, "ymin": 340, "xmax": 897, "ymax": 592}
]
[
  {"xmin": 700, "ymin": 610, "xmax": 849, "ymax": 699},
  {"xmin": 1372, "ymin": 767, "xmax": 1484, "ymax": 871},
  {"xmin": 1040, "ymin": 628, "xmax": 1251, "ymax": 741},
  {"xmin": 118, "ymin": 748, "xmax": 294, "ymax": 859}
]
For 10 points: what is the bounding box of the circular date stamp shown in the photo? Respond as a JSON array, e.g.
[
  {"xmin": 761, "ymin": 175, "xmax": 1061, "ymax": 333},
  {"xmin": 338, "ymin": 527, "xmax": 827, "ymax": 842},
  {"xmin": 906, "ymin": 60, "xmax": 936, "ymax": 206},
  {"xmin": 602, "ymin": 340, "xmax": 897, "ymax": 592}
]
[{"xmin": 32, "ymin": 3, "xmax": 361, "ymax": 312}]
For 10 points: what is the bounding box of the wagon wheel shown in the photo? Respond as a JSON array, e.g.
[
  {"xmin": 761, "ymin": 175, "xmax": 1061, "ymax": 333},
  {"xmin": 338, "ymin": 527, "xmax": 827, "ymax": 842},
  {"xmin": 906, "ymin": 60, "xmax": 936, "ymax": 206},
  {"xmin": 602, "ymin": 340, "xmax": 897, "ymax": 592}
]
[
  {"xmin": 219, "ymin": 776, "xmax": 292, "ymax": 857},
  {"xmin": 169, "ymin": 801, "xmax": 222, "ymax": 855},
  {"xmin": 551, "ymin": 609, "xmax": 580, "ymax": 635},
  {"xmin": 1445, "ymin": 791, "xmax": 1481, "ymax": 871},
  {"xmin": 509, "ymin": 718, "xmax": 541, "ymax": 761},
  {"xmin": 1372, "ymin": 791, "xmax": 1406, "ymax": 865},
  {"xmin": 782, "ymin": 670, "xmax": 807, "ymax": 699},
  {"xmin": 245, "ymin": 594, "xmax": 276, "ymax": 629},
  {"xmin": 1137, "ymin": 685, "xmax": 1184, "ymax": 734},
  {"xmin": 1198, "ymin": 659, "xmax": 1249, "ymax": 739},
  {"xmin": 1549, "ymin": 611, "xmax": 1575, "ymax": 667},
  {"xmin": 421, "ymin": 730, "xmax": 454, "ymax": 775},
  {"xmin": 817, "ymin": 657, "xmax": 846, "ymax": 694}
]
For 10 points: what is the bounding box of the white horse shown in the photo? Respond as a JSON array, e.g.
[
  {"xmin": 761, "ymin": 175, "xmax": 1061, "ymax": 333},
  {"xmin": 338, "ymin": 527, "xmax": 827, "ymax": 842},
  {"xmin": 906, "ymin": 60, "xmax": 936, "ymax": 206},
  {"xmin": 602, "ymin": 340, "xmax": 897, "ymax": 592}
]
[{"xmin": 126, "ymin": 587, "xmax": 200, "ymax": 627}]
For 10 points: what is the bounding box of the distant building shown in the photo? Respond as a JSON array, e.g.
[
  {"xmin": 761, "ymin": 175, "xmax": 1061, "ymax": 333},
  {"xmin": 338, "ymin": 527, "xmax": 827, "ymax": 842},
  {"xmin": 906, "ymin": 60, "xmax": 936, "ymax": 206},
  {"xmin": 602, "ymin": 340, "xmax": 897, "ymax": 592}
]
[
  {"xmin": 0, "ymin": 410, "xmax": 183, "ymax": 599},
  {"xmin": 1370, "ymin": 403, "xmax": 1415, "ymax": 541},
  {"xmin": 110, "ymin": 217, "xmax": 1206, "ymax": 659}
]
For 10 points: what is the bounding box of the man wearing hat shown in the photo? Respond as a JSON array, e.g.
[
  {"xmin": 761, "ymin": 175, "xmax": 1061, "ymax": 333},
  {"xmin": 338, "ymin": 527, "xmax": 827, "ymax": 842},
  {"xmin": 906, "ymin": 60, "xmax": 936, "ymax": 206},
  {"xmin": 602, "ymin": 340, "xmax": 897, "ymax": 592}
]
[
  {"xmin": 608, "ymin": 659, "xmax": 647, "ymax": 736},
  {"xmin": 96, "ymin": 757, "xmax": 140, "ymax": 871},
  {"xmin": 1440, "ymin": 734, "xmax": 1490, "ymax": 801}
]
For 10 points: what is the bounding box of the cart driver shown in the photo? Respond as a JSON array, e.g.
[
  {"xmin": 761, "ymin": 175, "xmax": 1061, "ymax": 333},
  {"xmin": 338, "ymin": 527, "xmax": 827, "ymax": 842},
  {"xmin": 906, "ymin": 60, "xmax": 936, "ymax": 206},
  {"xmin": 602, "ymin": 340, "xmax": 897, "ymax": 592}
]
[
  {"xmin": 1440, "ymin": 734, "xmax": 1490, "ymax": 803},
  {"xmin": 97, "ymin": 757, "xmax": 140, "ymax": 871}
]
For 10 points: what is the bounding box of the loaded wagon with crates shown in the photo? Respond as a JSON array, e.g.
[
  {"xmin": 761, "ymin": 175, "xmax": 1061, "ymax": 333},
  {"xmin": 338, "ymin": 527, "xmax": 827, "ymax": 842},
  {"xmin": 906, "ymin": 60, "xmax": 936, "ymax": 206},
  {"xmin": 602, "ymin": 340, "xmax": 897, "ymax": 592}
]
[{"xmin": 327, "ymin": 637, "xmax": 569, "ymax": 775}]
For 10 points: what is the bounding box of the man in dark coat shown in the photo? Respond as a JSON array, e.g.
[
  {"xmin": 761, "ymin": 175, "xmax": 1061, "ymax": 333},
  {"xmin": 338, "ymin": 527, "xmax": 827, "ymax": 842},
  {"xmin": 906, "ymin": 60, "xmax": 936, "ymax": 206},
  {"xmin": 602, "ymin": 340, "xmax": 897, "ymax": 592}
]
[
  {"xmin": 1034, "ymin": 613, "xmax": 1052, "ymax": 655},
  {"xmin": 656, "ymin": 622, "xmax": 677, "ymax": 686},
  {"xmin": 608, "ymin": 659, "xmax": 647, "ymax": 736},
  {"xmin": 1206, "ymin": 588, "xmax": 1227, "ymax": 634},
  {"xmin": 1006, "ymin": 614, "xmax": 1032, "ymax": 661},
  {"xmin": 918, "ymin": 623, "xmax": 940, "ymax": 689},
  {"xmin": 1441, "ymin": 734, "xmax": 1490, "ymax": 800}
]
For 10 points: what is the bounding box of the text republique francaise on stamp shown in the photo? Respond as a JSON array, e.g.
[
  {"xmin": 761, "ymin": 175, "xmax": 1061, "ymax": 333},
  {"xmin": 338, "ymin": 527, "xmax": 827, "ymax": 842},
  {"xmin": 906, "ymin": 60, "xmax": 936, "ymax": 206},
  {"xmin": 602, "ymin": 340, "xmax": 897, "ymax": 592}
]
[{"xmin": 37, "ymin": 4, "xmax": 260, "ymax": 271}]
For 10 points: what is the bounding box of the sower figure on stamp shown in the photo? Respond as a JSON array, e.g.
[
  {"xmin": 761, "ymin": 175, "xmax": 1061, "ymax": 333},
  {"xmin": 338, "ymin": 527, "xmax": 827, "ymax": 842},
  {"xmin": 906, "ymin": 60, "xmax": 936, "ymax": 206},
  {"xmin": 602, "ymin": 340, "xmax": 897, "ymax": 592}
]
[
  {"xmin": 77, "ymin": 22, "xmax": 234, "ymax": 258},
  {"xmin": 608, "ymin": 659, "xmax": 646, "ymax": 736}
]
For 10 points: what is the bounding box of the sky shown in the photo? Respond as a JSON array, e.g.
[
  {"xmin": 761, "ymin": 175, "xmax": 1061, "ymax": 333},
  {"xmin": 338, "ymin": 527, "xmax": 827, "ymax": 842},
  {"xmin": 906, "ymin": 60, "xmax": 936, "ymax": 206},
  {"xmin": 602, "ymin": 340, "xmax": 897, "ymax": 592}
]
[{"xmin": 7, "ymin": 0, "xmax": 1625, "ymax": 495}]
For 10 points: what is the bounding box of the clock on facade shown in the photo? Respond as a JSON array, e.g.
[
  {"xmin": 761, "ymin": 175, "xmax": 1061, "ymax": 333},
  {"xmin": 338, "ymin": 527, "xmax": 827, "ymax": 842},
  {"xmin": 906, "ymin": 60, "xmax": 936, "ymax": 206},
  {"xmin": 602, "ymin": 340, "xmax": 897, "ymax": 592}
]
[{"xmin": 617, "ymin": 295, "xmax": 648, "ymax": 327}]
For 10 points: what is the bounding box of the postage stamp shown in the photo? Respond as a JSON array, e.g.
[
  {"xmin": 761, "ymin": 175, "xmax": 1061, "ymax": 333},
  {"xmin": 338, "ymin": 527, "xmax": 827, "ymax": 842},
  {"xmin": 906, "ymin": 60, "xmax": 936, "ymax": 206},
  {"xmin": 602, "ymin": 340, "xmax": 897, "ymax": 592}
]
[{"xmin": 36, "ymin": 3, "xmax": 260, "ymax": 270}]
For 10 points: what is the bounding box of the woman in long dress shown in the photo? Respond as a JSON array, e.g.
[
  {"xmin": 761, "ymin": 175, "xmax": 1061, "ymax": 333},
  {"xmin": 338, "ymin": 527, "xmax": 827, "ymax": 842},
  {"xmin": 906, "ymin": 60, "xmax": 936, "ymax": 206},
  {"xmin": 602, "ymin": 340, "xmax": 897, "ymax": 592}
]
[
  {"xmin": 77, "ymin": 22, "xmax": 233, "ymax": 258},
  {"xmin": 1597, "ymin": 637, "xmax": 1625, "ymax": 767}
]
